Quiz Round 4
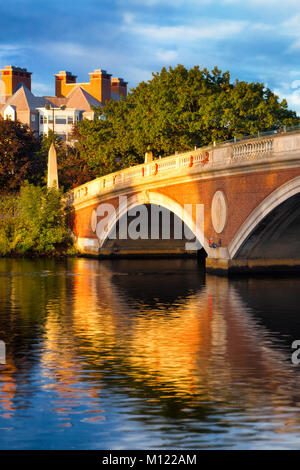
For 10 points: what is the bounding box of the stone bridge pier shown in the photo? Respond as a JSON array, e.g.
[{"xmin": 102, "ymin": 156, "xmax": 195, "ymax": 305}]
[{"xmin": 68, "ymin": 129, "xmax": 300, "ymax": 275}]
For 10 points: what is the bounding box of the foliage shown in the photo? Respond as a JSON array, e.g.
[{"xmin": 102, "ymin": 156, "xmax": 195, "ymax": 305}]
[
  {"xmin": 71, "ymin": 101, "xmax": 141, "ymax": 177},
  {"xmin": 0, "ymin": 117, "xmax": 44, "ymax": 193},
  {"xmin": 74, "ymin": 65, "xmax": 300, "ymax": 172},
  {"xmin": 0, "ymin": 122, "xmax": 93, "ymax": 194},
  {"xmin": 37, "ymin": 131, "xmax": 95, "ymax": 190},
  {"xmin": 57, "ymin": 146, "xmax": 96, "ymax": 190},
  {"xmin": 0, "ymin": 195, "xmax": 18, "ymax": 255},
  {"xmin": 0, "ymin": 183, "xmax": 74, "ymax": 255}
]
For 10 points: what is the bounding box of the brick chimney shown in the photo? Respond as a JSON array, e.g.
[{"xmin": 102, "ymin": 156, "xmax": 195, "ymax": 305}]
[
  {"xmin": 55, "ymin": 71, "xmax": 77, "ymax": 97},
  {"xmin": 89, "ymin": 69, "xmax": 112, "ymax": 104},
  {"xmin": 0, "ymin": 66, "xmax": 32, "ymax": 100},
  {"xmin": 111, "ymin": 77, "xmax": 127, "ymax": 98}
]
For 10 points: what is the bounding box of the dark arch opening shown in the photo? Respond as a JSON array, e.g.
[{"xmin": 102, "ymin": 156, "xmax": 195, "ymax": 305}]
[
  {"xmin": 102, "ymin": 203, "xmax": 206, "ymax": 258},
  {"xmin": 235, "ymin": 193, "xmax": 300, "ymax": 260}
]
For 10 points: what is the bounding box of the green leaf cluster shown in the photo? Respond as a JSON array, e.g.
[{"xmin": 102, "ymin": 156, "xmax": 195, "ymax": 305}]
[
  {"xmin": 74, "ymin": 65, "xmax": 300, "ymax": 174},
  {"xmin": 0, "ymin": 117, "xmax": 44, "ymax": 193},
  {"xmin": 0, "ymin": 183, "xmax": 73, "ymax": 255}
]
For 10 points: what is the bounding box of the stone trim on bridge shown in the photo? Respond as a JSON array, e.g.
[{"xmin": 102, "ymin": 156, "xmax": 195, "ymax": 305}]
[
  {"xmin": 70, "ymin": 130, "xmax": 300, "ymax": 274},
  {"xmin": 68, "ymin": 131, "xmax": 300, "ymax": 209},
  {"xmin": 228, "ymin": 175, "xmax": 300, "ymax": 259},
  {"xmin": 93, "ymin": 191, "xmax": 210, "ymax": 254}
]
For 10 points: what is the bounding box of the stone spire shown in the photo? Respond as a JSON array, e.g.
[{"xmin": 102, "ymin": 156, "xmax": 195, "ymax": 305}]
[
  {"xmin": 47, "ymin": 142, "xmax": 59, "ymax": 189},
  {"xmin": 144, "ymin": 145, "xmax": 153, "ymax": 163}
]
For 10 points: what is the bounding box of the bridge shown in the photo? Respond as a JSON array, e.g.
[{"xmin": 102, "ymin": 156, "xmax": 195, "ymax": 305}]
[{"xmin": 67, "ymin": 127, "xmax": 300, "ymax": 274}]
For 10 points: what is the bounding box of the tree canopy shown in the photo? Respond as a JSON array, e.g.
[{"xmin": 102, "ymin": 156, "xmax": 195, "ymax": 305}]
[
  {"xmin": 74, "ymin": 65, "xmax": 300, "ymax": 176},
  {"xmin": 0, "ymin": 117, "xmax": 43, "ymax": 193},
  {"xmin": 0, "ymin": 122, "xmax": 93, "ymax": 194}
]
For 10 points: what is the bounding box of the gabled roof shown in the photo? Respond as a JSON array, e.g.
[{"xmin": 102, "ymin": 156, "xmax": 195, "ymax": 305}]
[
  {"xmin": 4, "ymin": 84, "xmax": 49, "ymax": 111},
  {"xmin": 66, "ymin": 86, "xmax": 101, "ymax": 110},
  {"xmin": 44, "ymin": 96, "xmax": 69, "ymax": 107},
  {"xmin": 0, "ymin": 83, "xmax": 103, "ymax": 118}
]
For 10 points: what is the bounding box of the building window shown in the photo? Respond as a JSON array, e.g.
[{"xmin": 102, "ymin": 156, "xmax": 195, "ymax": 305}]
[
  {"xmin": 40, "ymin": 116, "xmax": 44, "ymax": 124},
  {"xmin": 55, "ymin": 116, "xmax": 66, "ymax": 124},
  {"xmin": 67, "ymin": 116, "xmax": 73, "ymax": 124},
  {"xmin": 31, "ymin": 115, "xmax": 36, "ymax": 122}
]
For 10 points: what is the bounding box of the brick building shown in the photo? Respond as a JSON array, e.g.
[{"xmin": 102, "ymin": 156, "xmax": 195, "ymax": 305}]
[{"xmin": 0, "ymin": 65, "xmax": 127, "ymax": 140}]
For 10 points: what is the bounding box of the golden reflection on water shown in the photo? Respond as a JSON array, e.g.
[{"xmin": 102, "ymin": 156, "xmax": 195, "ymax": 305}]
[
  {"xmin": 42, "ymin": 259, "xmax": 299, "ymax": 405},
  {"xmin": 1, "ymin": 257, "xmax": 300, "ymax": 447}
]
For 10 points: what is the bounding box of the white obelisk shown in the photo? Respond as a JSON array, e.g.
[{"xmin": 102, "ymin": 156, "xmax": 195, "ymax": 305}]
[
  {"xmin": 47, "ymin": 142, "xmax": 59, "ymax": 189},
  {"xmin": 144, "ymin": 145, "xmax": 153, "ymax": 163}
]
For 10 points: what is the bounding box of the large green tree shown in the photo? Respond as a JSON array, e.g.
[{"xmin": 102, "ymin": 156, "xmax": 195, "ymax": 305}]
[
  {"xmin": 0, "ymin": 117, "xmax": 44, "ymax": 193},
  {"xmin": 74, "ymin": 65, "xmax": 300, "ymax": 176}
]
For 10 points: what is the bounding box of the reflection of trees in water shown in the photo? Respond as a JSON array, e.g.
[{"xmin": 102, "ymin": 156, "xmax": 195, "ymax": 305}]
[
  {"xmin": 1, "ymin": 258, "xmax": 300, "ymax": 435},
  {"xmin": 107, "ymin": 259, "xmax": 206, "ymax": 309},
  {"xmin": 232, "ymin": 276, "xmax": 300, "ymax": 348},
  {"xmin": 0, "ymin": 258, "xmax": 72, "ymax": 414}
]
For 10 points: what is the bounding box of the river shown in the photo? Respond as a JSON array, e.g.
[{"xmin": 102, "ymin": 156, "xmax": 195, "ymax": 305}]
[{"xmin": 0, "ymin": 257, "xmax": 300, "ymax": 449}]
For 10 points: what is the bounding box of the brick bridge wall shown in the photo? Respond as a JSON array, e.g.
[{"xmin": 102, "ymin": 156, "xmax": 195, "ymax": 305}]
[{"xmin": 68, "ymin": 131, "xmax": 300, "ymax": 273}]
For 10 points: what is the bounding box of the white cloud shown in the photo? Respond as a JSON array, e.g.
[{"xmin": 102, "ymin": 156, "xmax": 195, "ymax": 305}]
[
  {"xmin": 250, "ymin": 23, "xmax": 273, "ymax": 32},
  {"xmin": 0, "ymin": 43, "xmax": 23, "ymax": 62},
  {"xmin": 123, "ymin": 19, "xmax": 247, "ymax": 42},
  {"xmin": 223, "ymin": 0, "xmax": 300, "ymax": 5},
  {"xmin": 275, "ymin": 85, "xmax": 300, "ymax": 114},
  {"xmin": 123, "ymin": 12, "xmax": 135, "ymax": 24},
  {"xmin": 292, "ymin": 80, "xmax": 300, "ymax": 89},
  {"xmin": 280, "ymin": 14, "xmax": 300, "ymax": 50},
  {"xmin": 156, "ymin": 49, "xmax": 178, "ymax": 62},
  {"xmin": 120, "ymin": 0, "xmax": 212, "ymax": 5},
  {"xmin": 39, "ymin": 41, "xmax": 126, "ymax": 70},
  {"xmin": 288, "ymin": 39, "xmax": 300, "ymax": 51}
]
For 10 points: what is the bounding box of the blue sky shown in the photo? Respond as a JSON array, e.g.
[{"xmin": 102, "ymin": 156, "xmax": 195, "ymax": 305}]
[{"xmin": 1, "ymin": 0, "xmax": 300, "ymax": 112}]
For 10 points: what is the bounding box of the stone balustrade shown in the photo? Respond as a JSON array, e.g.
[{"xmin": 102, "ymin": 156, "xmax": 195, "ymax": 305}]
[{"xmin": 68, "ymin": 130, "xmax": 300, "ymax": 205}]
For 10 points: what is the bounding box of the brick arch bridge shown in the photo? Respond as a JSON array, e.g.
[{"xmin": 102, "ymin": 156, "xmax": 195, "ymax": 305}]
[{"xmin": 68, "ymin": 129, "xmax": 300, "ymax": 274}]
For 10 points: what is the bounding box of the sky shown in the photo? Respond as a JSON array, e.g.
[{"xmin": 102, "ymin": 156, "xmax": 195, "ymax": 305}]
[{"xmin": 1, "ymin": 0, "xmax": 300, "ymax": 112}]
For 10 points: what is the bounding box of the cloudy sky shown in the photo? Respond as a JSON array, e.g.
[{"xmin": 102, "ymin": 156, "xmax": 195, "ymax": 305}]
[{"xmin": 1, "ymin": 0, "xmax": 300, "ymax": 112}]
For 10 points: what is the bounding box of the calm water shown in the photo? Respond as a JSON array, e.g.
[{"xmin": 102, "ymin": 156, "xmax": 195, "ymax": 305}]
[{"xmin": 1, "ymin": 257, "xmax": 300, "ymax": 449}]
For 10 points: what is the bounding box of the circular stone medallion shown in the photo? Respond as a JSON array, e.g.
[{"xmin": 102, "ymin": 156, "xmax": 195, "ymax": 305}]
[
  {"xmin": 91, "ymin": 209, "xmax": 97, "ymax": 233},
  {"xmin": 211, "ymin": 190, "xmax": 227, "ymax": 234}
]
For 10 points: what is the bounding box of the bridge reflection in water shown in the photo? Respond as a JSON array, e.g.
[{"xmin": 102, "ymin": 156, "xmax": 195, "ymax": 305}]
[{"xmin": 1, "ymin": 258, "xmax": 300, "ymax": 448}]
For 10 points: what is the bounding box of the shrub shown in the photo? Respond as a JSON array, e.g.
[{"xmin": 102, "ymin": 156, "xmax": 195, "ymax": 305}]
[
  {"xmin": 15, "ymin": 183, "xmax": 72, "ymax": 254},
  {"xmin": 0, "ymin": 184, "xmax": 74, "ymax": 256}
]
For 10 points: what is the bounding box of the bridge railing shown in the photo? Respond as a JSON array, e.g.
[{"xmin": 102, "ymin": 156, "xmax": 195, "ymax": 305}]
[
  {"xmin": 67, "ymin": 147, "xmax": 214, "ymax": 204},
  {"xmin": 68, "ymin": 125, "xmax": 300, "ymax": 205}
]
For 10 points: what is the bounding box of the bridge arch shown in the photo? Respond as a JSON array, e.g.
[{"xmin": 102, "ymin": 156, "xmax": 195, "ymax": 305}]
[
  {"xmin": 229, "ymin": 176, "xmax": 300, "ymax": 259},
  {"xmin": 97, "ymin": 191, "xmax": 209, "ymax": 253}
]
